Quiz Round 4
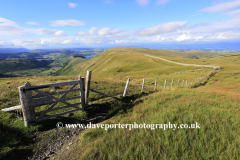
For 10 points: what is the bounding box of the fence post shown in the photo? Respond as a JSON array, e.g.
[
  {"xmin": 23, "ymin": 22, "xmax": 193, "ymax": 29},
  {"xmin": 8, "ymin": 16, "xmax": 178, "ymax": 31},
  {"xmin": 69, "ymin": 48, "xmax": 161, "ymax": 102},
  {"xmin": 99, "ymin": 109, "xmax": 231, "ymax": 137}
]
[
  {"xmin": 182, "ymin": 80, "xmax": 184, "ymax": 87},
  {"xmin": 177, "ymin": 79, "xmax": 179, "ymax": 88},
  {"xmin": 85, "ymin": 70, "xmax": 92, "ymax": 108},
  {"xmin": 185, "ymin": 80, "xmax": 188, "ymax": 87},
  {"xmin": 141, "ymin": 78, "xmax": 145, "ymax": 93},
  {"xmin": 154, "ymin": 79, "xmax": 157, "ymax": 91},
  {"xmin": 164, "ymin": 79, "xmax": 167, "ymax": 89},
  {"xmin": 197, "ymin": 78, "xmax": 199, "ymax": 82},
  {"xmin": 123, "ymin": 78, "xmax": 130, "ymax": 97},
  {"xmin": 25, "ymin": 82, "xmax": 36, "ymax": 124},
  {"xmin": 18, "ymin": 85, "xmax": 30, "ymax": 127},
  {"xmin": 79, "ymin": 76, "xmax": 85, "ymax": 111},
  {"xmin": 171, "ymin": 79, "xmax": 173, "ymax": 88},
  {"xmin": 188, "ymin": 80, "xmax": 190, "ymax": 87}
]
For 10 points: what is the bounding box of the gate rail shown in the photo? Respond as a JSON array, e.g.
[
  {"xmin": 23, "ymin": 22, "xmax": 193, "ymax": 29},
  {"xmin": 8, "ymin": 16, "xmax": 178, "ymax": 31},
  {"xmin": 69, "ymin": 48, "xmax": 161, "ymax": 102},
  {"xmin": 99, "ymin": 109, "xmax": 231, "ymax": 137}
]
[{"xmin": 18, "ymin": 76, "xmax": 85, "ymax": 127}]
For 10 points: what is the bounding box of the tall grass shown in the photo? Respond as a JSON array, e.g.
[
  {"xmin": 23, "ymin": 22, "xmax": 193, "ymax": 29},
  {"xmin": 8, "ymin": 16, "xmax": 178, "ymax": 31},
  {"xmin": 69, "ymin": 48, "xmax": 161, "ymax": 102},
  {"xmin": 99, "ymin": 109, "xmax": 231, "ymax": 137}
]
[{"xmin": 62, "ymin": 89, "xmax": 240, "ymax": 159}]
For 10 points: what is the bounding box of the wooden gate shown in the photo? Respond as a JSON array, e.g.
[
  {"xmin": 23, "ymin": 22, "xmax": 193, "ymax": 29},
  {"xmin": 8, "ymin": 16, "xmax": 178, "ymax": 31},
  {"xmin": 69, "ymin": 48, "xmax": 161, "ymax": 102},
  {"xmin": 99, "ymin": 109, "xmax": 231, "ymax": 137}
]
[{"xmin": 18, "ymin": 76, "xmax": 85, "ymax": 127}]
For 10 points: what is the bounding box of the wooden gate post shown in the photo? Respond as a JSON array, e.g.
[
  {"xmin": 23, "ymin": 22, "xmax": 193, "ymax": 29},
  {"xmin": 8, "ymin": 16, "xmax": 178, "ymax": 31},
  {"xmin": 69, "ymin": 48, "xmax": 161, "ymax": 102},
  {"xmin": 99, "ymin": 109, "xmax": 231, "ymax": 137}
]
[
  {"xmin": 164, "ymin": 79, "xmax": 167, "ymax": 89},
  {"xmin": 25, "ymin": 82, "xmax": 36, "ymax": 125},
  {"xmin": 18, "ymin": 85, "xmax": 31, "ymax": 127},
  {"xmin": 141, "ymin": 78, "xmax": 145, "ymax": 93},
  {"xmin": 123, "ymin": 78, "xmax": 130, "ymax": 97},
  {"xmin": 154, "ymin": 79, "xmax": 157, "ymax": 91},
  {"xmin": 79, "ymin": 76, "xmax": 86, "ymax": 111},
  {"xmin": 85, "ymin": 70, "xmax": 92, "ymax": 108},
  {"xmin": 177, "ymin": 79, "xmax": 179, "ymax": 88}
]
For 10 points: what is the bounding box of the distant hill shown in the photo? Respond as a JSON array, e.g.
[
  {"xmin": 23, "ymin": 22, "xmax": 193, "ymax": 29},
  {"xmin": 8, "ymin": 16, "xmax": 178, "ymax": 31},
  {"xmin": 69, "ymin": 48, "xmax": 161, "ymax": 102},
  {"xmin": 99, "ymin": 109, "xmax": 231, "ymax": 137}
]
[
  {"xmin": 0, "ymin": 48, "xmax": 30, "ymax": 53},
  {"xmin": 29, "ymin": 48, "xmax": 103, "ymax": 55},
  {"xmin": 55, "ymin": 47, "xmax": 220, "ymax": 78},
  {"xmin": 0, "ymin": 58, "xmax": 50, "ymax": 73}
]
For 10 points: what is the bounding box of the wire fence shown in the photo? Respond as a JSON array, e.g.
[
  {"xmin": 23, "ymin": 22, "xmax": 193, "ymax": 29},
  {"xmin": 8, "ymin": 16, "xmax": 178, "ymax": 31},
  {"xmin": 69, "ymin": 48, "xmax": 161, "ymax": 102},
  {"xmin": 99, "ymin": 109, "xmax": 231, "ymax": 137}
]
[{"xmin": 89, "ymin": 68, "xmax": 217, "ymax": 101}]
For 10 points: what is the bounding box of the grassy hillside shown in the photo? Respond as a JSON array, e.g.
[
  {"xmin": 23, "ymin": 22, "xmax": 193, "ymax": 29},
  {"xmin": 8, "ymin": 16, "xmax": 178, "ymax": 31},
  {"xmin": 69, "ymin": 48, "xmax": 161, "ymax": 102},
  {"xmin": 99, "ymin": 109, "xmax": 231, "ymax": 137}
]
[
  {"xmin": 0, "ymin": 47, "xmax": 239, "ymax": 159},
  {"xmin": 150, "ymin": 52, "xmax": 240, "ymax": 100},
  {"xmin": 56, "ymin": 47, "xmax": 217, "ymax": 81},
  {"xmin": 62, "ymin": 89, "xmax": 240, "ymax": 159},
  {"xmin": 54, "ymin": 49, "xmax": 240, "ymax": 159}
]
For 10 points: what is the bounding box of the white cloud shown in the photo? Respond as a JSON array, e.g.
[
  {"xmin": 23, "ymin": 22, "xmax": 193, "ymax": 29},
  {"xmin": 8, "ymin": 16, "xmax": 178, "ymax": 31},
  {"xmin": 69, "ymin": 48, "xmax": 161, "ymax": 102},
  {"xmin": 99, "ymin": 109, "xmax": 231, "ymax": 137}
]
[
  {"xmin": 112, "ymin": 29, "xmax": 121, "ymax": 34},
  {"xmin": 5, "ymin": 29, "xmax": 240, "ymax": 48},
  {"xmin": 0, "ymin": 17, "xmax": 18, "ymax": 27},
  {"xmin": 62, "ymin": 39, "xmax": 72, "ymax": 44},
  {"xmin": 227, "ymin": 8, "xmax": 240, "ymax": 15},
  {"xmin": 26, "ymin": 22, "xmax": 39, "ymax": 25},
  {"xmin": 76, "ymin": 31, "xmax": 85, "ymax": 36},
  {"xmin": 3, "ymin": 16, "xmax": 240, "ymax": 48},
  {"xmin": 201, "ymin": 0, "xmax": 240, "ymax": 12},
  {"xmin": 29, "ymin": 28, "xmax": 57, "ymax": 35},
  {"xmin": 68, "ymin": 2, "xmax": 78, "ymax": 8},
  {"xmin": 0, "ymin": 17, "xmax": 23, "ymax": 36},
  {"xmin": 40, "ymin": 39, "xmax": 50, "ymax": 45},
  {"xmin": 109, "ymin": 39, "xmax": 130, "ymax": 44},
  {"xmin": 176, "ymin": 33, "xmax": 191, "ymax": 42},
  {"xmin": 137, "ymin": 21, "xmax": 187, "ymax": 35},
  {"xmin": 155, "ymin": 0, "xmax": 170, "ymax": 5},
  {"xmin": 98, "ymin": 28, "xmax": 110, "ymax": 36},
  {"xmin": 0, "ymin": 17, "xmax": 62, "ymax": 36},
  {"xmin": 183, "ymin": 22, "xmax": 208, "ymax": 30},
  {"xmin": 136, "ymin": 0, "xmax": 150, "ymax": 6},
  {"xmin": 182, "ymin": 16, "xmax": 240, "ymax": 33},
  {"xmin": 54, "ymin": 30, "xmax": 67, "ymax": 36},
  {"xmin": 50, "ymin": 19, "xmax": 85, "ymax": 27},
  {"xmin": 97, "ymin": 28, "xmax": 121, "ymax": 36},
  {"xmin": 87, "ymin": 27, "xmax": 98, "ymax": 35}
]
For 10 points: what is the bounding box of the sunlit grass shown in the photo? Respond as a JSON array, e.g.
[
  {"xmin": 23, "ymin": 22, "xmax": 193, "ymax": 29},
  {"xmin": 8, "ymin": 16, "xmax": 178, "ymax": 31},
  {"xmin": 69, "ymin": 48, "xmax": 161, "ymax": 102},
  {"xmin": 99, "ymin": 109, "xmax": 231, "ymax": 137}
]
[
  {"xmin": 61, "ymin": 89, "xmax": 240, "ymax": 159},
  {"xmin": 1, "ymin": 48, "xmax": 240, "ymax": 159}
]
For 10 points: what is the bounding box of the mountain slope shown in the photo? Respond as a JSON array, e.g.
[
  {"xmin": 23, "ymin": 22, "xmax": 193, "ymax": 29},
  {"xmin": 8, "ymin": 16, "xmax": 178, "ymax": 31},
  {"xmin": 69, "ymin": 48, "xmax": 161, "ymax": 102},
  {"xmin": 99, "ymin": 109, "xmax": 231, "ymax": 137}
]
[{"xmin": 56, "ymin": 47, "xmax": 219, "ymax": 80}]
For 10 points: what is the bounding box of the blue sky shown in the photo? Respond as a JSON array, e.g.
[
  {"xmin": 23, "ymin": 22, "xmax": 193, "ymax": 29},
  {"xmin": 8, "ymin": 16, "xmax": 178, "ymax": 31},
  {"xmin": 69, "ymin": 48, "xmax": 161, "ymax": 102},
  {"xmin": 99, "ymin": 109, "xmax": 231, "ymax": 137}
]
[{"xmin": 0, "ymin": 0, "xmax": 240, "ymax": 49}]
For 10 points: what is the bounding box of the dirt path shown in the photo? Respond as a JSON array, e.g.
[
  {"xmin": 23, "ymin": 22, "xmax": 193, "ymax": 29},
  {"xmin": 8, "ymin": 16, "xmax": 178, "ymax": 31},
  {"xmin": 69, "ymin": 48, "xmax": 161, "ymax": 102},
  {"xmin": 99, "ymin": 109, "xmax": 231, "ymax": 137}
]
[
  {"xmin": 30, "ymin": 112, "xmax": 109, "ymax": 160},
  {"xmin": 144, "ymin": 54, "xmax": 221, "ymax": 69}
]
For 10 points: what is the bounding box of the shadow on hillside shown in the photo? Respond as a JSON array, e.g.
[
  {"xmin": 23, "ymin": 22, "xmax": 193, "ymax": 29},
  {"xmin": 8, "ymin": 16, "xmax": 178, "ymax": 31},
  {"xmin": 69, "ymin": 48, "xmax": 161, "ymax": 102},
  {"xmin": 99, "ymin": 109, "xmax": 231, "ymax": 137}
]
[
  {"xmin": 191, "ymin": 72, "xmax": 217, "ymax": 89},
  {"xmin": 0, "ymin": 124, "xmax": 34, "ymax": 160},
  {"xmin": 86, "ymin": 91, "xmax": 155, "ymax": 123}
]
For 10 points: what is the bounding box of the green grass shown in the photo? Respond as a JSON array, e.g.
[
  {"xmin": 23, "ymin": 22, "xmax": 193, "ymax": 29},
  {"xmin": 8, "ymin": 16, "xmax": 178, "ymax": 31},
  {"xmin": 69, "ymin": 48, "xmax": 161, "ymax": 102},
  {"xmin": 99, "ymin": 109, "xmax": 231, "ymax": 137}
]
[
  {"xmin": 60, "ymin": 89, "xmax": 240, "ymax": 159},
  {"xmin": 0, "ymin": 47, "xmax": 240, "ymax": 159},
  {"xmin": 56, "ymin": 47, "xmax": 215, "ymax": 81}
]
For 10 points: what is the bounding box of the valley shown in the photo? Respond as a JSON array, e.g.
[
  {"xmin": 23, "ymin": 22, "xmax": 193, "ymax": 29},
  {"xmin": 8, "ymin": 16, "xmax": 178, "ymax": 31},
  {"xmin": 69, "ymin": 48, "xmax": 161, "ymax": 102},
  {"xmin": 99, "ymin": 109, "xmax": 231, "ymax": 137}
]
[{"xmin": 0, "ymin": 48, "xmax": 104, "ymax": 77}]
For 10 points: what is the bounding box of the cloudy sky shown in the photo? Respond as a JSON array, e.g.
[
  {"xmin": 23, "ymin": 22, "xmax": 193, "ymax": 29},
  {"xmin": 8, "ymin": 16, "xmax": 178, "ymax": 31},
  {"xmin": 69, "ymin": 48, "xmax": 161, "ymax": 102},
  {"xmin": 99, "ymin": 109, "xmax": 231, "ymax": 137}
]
[{"xmin": 0, "ymin": 0, "xmax": 240, "ymax": 49}]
